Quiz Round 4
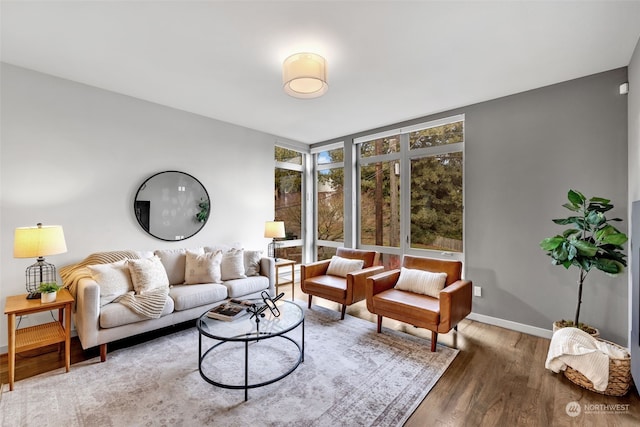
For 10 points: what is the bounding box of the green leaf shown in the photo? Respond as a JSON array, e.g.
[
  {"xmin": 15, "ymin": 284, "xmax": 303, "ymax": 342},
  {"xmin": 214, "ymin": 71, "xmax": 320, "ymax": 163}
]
[
  {"xmin": 562, "ymin": 203, "xmax": 581, "ymax": 212},
  {"xmin": 601, "ymin": 233, "xmax": 628, "ymax": 246},
  {"xmin": 562, "ymin": 229, "xmax": 580, "ymax": 238},
  {"xmin": 568, "ymin": 190, "xmax": 585, "ymax": 205},
  {"xmin": 594, "ymin": 259, "xmax": 624, "ymax": 275},
  {"xmin": 589, "ymin": 196, "xmax": 611, "ymax": 205},
  {"xmin": 552, "ymin": 245, "xmax": 569, "ymax": 261},
  {"xmin": 586, "ymin": 210, "xmax": 605, "ymax": 226},
  {"xmin": 540, "ymin": 237, "xmax": 563, "ymax": 250},
  {"xmin": 572, "ymin": 240, "xmax": 598, "ymax": 257}
]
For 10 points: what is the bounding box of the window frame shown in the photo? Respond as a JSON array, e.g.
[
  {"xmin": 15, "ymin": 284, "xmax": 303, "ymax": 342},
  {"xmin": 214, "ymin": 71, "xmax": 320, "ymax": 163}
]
[
  {"xmin": 274, "ymin": 145, "xmax": 307, "ymax": 264},
  {"xmin": 355, "ymin": 114, "xmax": 465, "ymax": 262},
  {"xmin": 312, "ymin": 142, "xmax": 345, "ymax": 261}
]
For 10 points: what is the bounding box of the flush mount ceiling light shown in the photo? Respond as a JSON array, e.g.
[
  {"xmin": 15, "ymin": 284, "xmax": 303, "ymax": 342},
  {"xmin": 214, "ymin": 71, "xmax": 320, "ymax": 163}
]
[{"xmin": 282, "ymin": 52, "xmax": 328, "ymax": 99}]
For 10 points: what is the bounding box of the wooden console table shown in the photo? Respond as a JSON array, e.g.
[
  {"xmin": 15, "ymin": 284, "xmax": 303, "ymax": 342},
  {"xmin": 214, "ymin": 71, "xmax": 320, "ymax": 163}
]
[{"xmin": 4, "ymin": 288, "xmax": 73, "ymax": 391}]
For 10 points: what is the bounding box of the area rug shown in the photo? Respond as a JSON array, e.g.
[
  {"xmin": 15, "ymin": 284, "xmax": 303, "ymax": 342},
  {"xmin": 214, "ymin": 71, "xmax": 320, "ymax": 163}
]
[{"xmin": 0, "ymin": 303, "xmax": 458, "ymax": 427}]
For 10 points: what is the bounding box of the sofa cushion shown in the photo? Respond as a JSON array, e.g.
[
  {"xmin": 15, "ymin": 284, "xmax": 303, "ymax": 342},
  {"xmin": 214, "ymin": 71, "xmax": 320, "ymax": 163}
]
[
  {"xmin": 99, "ymin": 296, "xmax": 175, "ymax": 329},
  {"xmin": 395, "ymin": 267, "xmax": 447, "ymax": 299},
  {"xmin": 223, "ymin": 275, "xmax": 269, "ymax": 298},
  {"xmin": 88, "ymin": 260, "xmax": 134, "ymax": 307},
  {"xmin": 221, "ymin": 249, "xmax": 247, "ymax": 281},
  {"xmin": 244, "ymin": 250, "xmax": 262, "ymax": 276},
  {"xmin": 326, "ymin": 256, "xmax": 364, "ymax": 278},
  {"xmin": 184, "ymin": 251, "xmax": 223, "ymax": 284},
  {"xmin": 155, "ymin": 247, "xmax": 204, "ymax": 285},
  {"xmin": 170, "ymin": 283, "xmax": 228, "ymax": 311},
  {"xmin": 127, "ymin": 256, "xmax": 170, "ymax": 294}
]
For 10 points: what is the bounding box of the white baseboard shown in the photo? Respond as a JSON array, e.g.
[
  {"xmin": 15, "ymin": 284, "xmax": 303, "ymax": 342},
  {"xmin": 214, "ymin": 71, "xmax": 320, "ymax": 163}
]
[{"xmin": 467, "ymin": 312, "xmax": 553, "ymax": 339}]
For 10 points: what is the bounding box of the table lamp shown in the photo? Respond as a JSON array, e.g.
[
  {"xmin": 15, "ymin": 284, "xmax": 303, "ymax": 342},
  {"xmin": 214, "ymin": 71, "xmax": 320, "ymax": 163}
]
[
  {"xmin": 14, "ymin": 223, "xmax": 67, "ymax": 299},
  {"xmin": 264, "ymin": 221, "xmax": 285, "ymax": 261}
]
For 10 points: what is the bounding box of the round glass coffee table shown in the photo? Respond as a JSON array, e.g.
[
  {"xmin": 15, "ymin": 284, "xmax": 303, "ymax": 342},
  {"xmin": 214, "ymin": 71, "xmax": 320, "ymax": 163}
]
[{"xmin": 196, "ymin": 299, "xmax": 304, "ymax": 401}]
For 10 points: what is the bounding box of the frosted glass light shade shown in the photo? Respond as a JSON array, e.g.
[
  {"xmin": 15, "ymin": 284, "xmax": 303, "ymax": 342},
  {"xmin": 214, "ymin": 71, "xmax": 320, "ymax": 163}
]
[
  {"xmin": 264, "ymin": 221, "xmax": 286, "ymax": 239},
  {"xmin": 283, "ymin": 52, "xmax": 328, "ymax": 99},
  {"xmin": 14, "ymin": 224, "xmax": 67, "ymax": 258}
]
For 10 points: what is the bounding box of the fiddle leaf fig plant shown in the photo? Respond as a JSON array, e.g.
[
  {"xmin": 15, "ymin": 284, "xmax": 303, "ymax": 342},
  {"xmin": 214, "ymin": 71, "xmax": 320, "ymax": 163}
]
[{"xmin": 540, "ymin": 189, "xmax": 628, "ymax": 329}]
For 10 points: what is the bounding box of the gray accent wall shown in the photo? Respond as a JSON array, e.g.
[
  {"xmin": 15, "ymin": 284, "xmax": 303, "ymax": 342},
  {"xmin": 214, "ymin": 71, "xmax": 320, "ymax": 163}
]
[
  {"xmin": 628, "ymin": 36, "xmax": 640, "ymax": 387},
  {"xmin": 316, "ymin": 67, "xmax": 630, "ymax": 345},
  {"xmin": 465, "ymin": 68, "xmax": 628, "ymax": 345},
  {"xmin": 0, "ymin": 63, "xmax": 292, "ymax": 350}
]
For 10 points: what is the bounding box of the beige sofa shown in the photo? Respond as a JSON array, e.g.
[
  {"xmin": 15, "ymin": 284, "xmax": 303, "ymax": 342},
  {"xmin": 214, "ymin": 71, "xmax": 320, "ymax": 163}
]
[{"xmin": 64, "ymin": 246, "xmax": 275, "ymax": 361}]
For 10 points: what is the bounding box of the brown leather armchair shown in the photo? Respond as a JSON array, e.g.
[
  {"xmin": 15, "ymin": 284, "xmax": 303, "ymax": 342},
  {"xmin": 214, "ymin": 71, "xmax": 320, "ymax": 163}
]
[
  {"xmin": 366, "ymin": 255, "xmax": 472, "ymax": 351},
  {"xmin": 301, "ymin": 248, "xmax": 384, "ymax": 319}
]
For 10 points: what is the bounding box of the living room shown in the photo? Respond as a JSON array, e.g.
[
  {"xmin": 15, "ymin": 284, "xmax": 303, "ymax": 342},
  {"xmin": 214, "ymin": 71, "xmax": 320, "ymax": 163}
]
[{"xmin": 1, "ymin": 1, "xmax": 640, "ymax": 425}]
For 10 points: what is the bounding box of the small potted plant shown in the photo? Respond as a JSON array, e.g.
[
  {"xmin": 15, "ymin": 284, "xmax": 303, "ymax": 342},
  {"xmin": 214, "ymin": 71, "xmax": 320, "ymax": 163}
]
[
  {"xmin": 38, "ymin": 282, "xmax": 61, "ymax": 303},
  {"xmin": 540, "ymin": 190, "xmax": 628, "ymax": 335}
]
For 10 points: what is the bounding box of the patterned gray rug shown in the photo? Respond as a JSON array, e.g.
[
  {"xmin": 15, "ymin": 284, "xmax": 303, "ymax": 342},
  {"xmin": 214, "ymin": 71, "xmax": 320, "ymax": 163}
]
[{"xmin": 0, "ymin": 303, "xmax": 457, "ymax": 426}]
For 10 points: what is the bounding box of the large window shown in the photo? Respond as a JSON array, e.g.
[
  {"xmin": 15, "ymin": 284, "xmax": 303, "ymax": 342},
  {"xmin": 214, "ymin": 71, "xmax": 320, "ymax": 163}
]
[
  {"xmin": 357, "ymin": 115, "xmax": 464, "ymax": 266},
  {"xmin": 315, "ymin": 145, "xmax": 344, "ymax": 260},
  {"xmin": 275, "ymin": 146, "xmax": 305, "ymax": 264}
]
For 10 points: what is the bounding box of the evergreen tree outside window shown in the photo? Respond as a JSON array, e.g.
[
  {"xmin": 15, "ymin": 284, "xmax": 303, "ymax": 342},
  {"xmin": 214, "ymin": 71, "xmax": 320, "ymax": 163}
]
[{"xmin": 357, "ymin": 115, "xmax": 464, "ymax": 264}]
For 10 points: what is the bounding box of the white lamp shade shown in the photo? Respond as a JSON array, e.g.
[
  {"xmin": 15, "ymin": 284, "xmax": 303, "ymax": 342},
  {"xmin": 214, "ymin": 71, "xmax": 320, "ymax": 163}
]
[
  {"xmin": 264, "ymin": 221, "xmax": 286, "ymax": 239},
  {"xmin": 283, "ymin": 52, "xmax": 328, "ymax": 99},
  {"xmin": 14, "ymin": 224, "xmax": 67, "ymax": 258}
]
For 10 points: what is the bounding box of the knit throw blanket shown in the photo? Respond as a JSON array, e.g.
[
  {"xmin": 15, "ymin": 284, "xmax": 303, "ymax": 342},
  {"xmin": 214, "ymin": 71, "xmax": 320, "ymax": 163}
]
[{"xmin": 60, "ymin": 251, "xmax": 168, "ymax": 319}]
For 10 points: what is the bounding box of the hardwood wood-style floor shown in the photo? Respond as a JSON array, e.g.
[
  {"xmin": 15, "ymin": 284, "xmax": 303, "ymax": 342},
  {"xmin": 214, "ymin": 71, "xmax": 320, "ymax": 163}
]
[{"xmin": 2, "ymin": 280, "xmax": 639, "ymax": 426}]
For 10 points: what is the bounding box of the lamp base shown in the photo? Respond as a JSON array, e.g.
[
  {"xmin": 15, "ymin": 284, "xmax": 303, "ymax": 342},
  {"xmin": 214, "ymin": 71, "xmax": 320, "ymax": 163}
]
[{"xmin": 26, "ymin": 292, "xmax": 41, "ymax": 300}]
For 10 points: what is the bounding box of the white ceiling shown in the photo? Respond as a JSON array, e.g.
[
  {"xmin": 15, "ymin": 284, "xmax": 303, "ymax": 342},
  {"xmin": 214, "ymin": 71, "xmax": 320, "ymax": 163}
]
[{"xmin": 2, "ymin": 1, "xmax": 640, "ymax": 145}]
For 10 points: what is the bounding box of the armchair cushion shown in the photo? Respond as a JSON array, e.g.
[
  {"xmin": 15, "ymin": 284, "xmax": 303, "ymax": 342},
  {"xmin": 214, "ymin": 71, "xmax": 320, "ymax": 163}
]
[
  {"xmin": 326, "ymin": 256, "xmax": 365, "ymax": 278},
  {"xmin": 395, "ymin": 267, "xmax": 447, "ymax": 298}
]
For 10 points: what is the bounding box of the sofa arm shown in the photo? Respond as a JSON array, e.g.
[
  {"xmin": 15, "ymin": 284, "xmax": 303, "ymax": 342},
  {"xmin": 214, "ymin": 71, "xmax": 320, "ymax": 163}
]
[
  {"xmin": 260, "ymin": 257, "xmax": 276, "ymax": 297},
  {"xmin": 300, "ymin": 259, "xmax": 331, "ymax": 280},
  {"xmin": 365, "ymin": 269, "xmax": 400, "ymax": 312},
  {"xmin": 74, "ymin": 277, "xmax": 101, "ymax": 349},
  {"xmin": 347, "ymin": 265, "xmax": 386, "ymax": 303},
  {"xmin": 439, "ymin": 279, "xmax": 472, "ymax": 332}
]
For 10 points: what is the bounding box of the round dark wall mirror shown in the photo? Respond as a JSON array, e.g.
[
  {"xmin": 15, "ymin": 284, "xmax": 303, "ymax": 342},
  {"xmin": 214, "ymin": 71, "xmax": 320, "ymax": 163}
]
[{"xmin": 134, "ymin": 171, "xmax": 210, "ymax": 241}]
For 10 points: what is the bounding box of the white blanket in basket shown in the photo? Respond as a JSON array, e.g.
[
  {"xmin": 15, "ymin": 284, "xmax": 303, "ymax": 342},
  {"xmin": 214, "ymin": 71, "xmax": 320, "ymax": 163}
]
[{"xmin": 545, "ymin": 327, "xmax": 626, "ymax": 391}]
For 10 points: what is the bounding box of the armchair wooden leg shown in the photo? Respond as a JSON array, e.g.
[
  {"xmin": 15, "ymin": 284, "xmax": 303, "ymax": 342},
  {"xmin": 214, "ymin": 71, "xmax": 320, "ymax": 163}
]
[
  {"xmin": 100, "ymin": 343, "xmax": 107, "ymax": 362},
  {"xmin": 308, "ymin": 295, "xmax": 312, "ymax": 309},
  {"xmin": 377, "ymin": 315, "xmax": 383, "ymax": 333},
  {"xmin": 340, "ymin": 304, "xmax": 346, "ymax": 320},
  {"xmin": 430, "ymin": 331, "xmax": 437, "ymax": 352}
]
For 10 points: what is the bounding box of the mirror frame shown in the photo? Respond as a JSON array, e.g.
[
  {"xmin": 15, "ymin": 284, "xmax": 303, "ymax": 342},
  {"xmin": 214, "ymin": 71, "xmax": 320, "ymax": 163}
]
[{"xmin": 133, "ymin": 170, "xmax": 210, "ymax": 241}]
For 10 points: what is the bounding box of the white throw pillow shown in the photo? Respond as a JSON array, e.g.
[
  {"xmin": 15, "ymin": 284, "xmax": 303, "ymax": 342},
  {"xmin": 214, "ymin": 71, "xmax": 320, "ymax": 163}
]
[
  {"xmin": 88, "ymin": 260, "xmax": 134, "ymax": 306},
  {"xmin": 221, "ymin": 249, "xmax": 247, "ymax": 281},
  {"xmin": 395, "ymin": 267, "xmax": 447, "ymax": 298},
  {"xmin": 155, "ymin": 247, "xmax": 204, "ymax": 285},
  {"xmin": 184, "ymin": 251, "xmax": 223, "ymax": 284},
  {"xmin": 326, "ymin": 256, "xmax": 365, "ymax": 278},
  {"xmin": 127, "ymin": 256, "xmax": 170, "ymax": 295},
  {"xmin": 244, "ymin": 250, "xmax": 262, "ymax": 276}
]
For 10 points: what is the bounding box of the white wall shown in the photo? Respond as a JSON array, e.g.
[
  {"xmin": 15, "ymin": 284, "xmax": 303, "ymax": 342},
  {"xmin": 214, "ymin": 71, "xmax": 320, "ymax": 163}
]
[{"xmin": 0, "ymin": 64, "xmax": 290, "ymax": 349}]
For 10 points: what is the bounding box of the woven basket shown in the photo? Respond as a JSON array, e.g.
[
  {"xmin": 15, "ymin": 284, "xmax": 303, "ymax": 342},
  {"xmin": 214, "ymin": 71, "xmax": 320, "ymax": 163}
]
[{"xmin": 563, "ymin": 339, "xmax": 631, "ymax": 396}]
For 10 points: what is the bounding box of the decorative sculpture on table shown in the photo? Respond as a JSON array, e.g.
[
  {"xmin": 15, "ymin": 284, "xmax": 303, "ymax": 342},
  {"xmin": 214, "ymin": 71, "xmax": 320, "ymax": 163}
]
[{"xmin": 247, "ymin": 291, "xmax": 285, "ymax": 333}]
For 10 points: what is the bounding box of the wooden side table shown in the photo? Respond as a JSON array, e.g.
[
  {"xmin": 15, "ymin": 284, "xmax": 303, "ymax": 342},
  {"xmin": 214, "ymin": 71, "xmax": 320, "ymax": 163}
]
[
  {"xmin": 4, "ymin": 288, "xmax": 73, "ymax": 391},
  {"xmin": 275, "ymin": 259, "xmax": 296, "ymax": 300}
]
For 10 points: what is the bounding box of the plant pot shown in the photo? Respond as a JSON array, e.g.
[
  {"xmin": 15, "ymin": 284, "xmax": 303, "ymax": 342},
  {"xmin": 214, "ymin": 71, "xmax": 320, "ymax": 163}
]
[
  {"xmin": 41, "ymin": 291, "xmax": 57, "ymax": 304},
  {"xmin": 553, "ymin": 320, "xmax": 600, "ymax": 338}
]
